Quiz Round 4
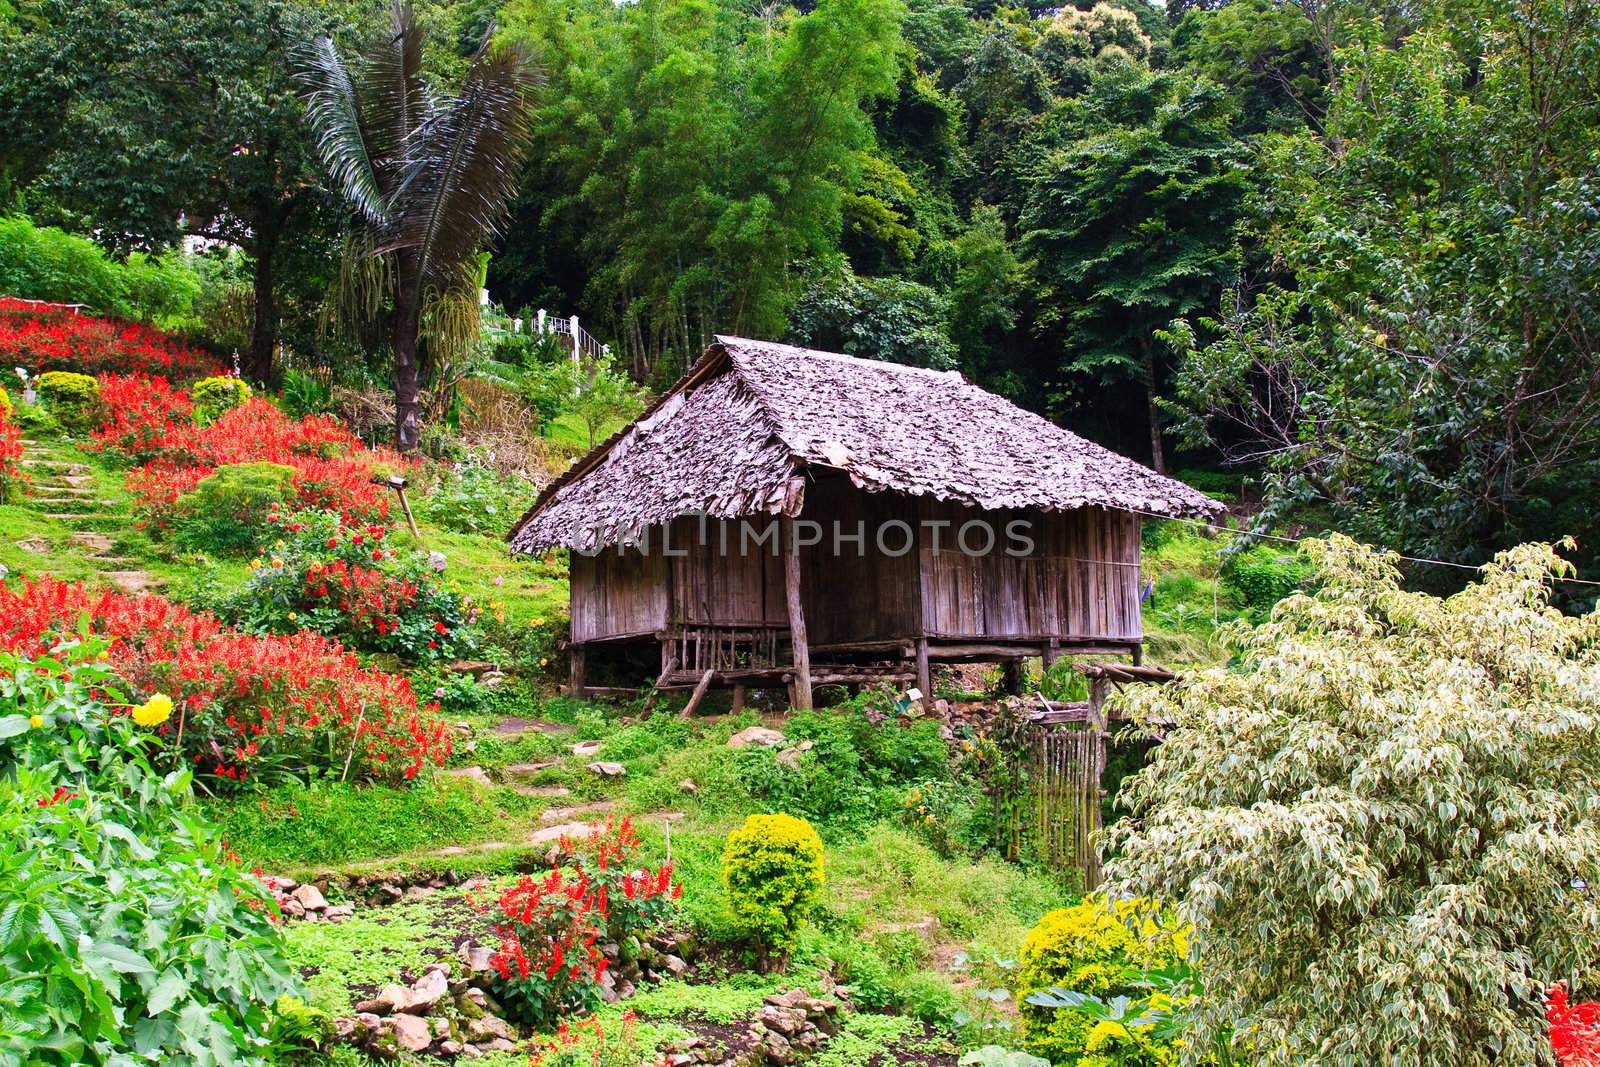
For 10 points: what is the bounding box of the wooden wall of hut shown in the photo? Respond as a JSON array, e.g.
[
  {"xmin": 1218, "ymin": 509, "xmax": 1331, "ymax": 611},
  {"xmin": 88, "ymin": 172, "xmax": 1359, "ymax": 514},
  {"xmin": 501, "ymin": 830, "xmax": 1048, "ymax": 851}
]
[{"xmin": 567, "ymin": 480, "xmax": 1142, "ymax": 648}]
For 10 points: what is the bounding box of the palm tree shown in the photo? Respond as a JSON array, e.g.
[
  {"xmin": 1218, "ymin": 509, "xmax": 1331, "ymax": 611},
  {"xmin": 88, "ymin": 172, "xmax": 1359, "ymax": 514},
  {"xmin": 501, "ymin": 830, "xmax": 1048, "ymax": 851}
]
[{"xmin": 298, "ymin": 3, "xmax": 538, "ymax": 451}]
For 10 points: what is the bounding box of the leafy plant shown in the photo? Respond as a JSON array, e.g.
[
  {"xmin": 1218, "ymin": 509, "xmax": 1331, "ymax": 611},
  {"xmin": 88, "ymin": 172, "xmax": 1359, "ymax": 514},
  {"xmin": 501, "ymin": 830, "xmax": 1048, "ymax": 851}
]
[
  {"xmin": 278, "ymin": 368, "xmax": 332, "ymax": 419},
  {"xmin": 189, "ymin": 374, "xmax": 252, "ymax": 425},
  {"xmin": 0, "ymin": 638, "xmax": 300, "ymax": 1065},
  {"xmin": 722, "ymin": 813, "xmax": 826, "ymax": 970},
  {"xmin": 171, "ymin": 461, "xmax": 299, "ymax": 553},
  {"xmin": 960, "ymin": 1048, "xmax": 1050, "ymax": 1067},
  {"xmin": 34, "ymin": 370, "xmax": 100, "ymax": 431},
  {"xmin": 193, "ymin": 507, "xmax": 480, "ymax": 662},
  {"xmin": 1107, "ymin": 537, "xmax": 1600, "ymax": 1064},
  {"xmin": 417, "ymin": 457, "xmax": 537, "ymax": 535}
]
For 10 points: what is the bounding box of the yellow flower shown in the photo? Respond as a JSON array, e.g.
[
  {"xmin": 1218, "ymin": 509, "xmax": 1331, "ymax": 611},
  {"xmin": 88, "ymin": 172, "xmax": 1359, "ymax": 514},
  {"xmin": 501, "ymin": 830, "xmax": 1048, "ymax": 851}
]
[
  {"xmin": 132, "ymin": 693, "xmax": 174, "ymax": 727},
  {"xmin": 97, "ymin": 651, "xmax": 109, "ymax": 661},
  {"xmin": 274, "ymin": 539, "xmax": 286, "ymax": 548},
  {"xmin": 29, "ymin": 714, "xmax": 44, "ymax": 729},
  {"xmin": 250, "ymin": 557, "xmax": 263, "ymax": 569},
  {"xmin": 287, "ymin": 612, "xmax": 298, "ymax": 622}
]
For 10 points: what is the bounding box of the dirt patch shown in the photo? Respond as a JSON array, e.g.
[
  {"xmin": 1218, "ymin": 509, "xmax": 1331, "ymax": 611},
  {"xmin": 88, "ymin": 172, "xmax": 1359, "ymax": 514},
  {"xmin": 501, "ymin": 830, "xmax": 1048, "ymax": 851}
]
[{"xmin": 492, "ymin": 717, "xmax": 574, "ymax": 737}]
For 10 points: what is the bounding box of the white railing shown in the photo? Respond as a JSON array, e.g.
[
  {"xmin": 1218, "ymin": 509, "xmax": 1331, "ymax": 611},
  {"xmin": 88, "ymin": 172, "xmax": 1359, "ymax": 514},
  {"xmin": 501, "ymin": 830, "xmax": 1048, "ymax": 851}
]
[{"xmin": 531, "ymin": 309, "xmax": 609, "ymax": 365}]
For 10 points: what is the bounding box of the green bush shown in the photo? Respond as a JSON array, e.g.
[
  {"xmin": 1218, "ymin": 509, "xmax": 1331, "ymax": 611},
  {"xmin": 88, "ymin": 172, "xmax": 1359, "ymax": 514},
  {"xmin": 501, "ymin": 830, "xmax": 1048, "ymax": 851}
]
[
  {"xmin": 0, "ymin": 639, "xmax": 300, "ymax": 1065},
  {"xmin": 1220, "ymin": 544, "xmax": 1314, "ymax": 614},
  {"xmin": 0, "ymin": 215, "xmax": 203, "ymax": 328},
  {"xmin": 1107, "ymin": 537, "xmax": 1600, "ymax": 1063},
  {"xmin": 279, "ymin": 368, "xmax": 333, "ymax": 419},
  {"xmin": 190, "ymin": 375, "xmax": 253, "ymax": 425},
  {"xmin": 35, "ymin": 370, "xmax": 101, "ymax": 431},
  {"xmin": 1015, "ymin": 897, "xmax": 1188, "ymax": 1065},
  {"xmin": 416, "ymin": 458, "xmax": 538, "ymax": 535},
  {"xmin": 172, "ymin": 461, "xmax": 299, "ymax": 553},
  {"xmin": 722, "ymin": 813, "xmax": 826, "ymax": 969}
]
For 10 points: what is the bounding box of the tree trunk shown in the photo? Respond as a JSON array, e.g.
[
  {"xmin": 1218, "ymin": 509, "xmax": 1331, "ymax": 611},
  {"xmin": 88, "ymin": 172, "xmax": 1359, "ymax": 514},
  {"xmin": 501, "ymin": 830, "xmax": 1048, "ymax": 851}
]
[
  {"xmin": 393, "ymin": 253, "xmax": 423, "ymax": 452},
  {"xmin": 1141, "ymin": 337, "xmax": 1166, "ymax": 476},
  {"xmin": 246, "ymin": 225, "xmax": 280, "ymax": 385}
]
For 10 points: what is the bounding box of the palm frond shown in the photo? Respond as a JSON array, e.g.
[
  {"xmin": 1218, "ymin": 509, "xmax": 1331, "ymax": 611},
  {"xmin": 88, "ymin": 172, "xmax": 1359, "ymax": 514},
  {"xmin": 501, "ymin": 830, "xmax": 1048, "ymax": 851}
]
[
  {"xmin": 421, "ymin": 284, "xmax": 482, "ymax": 367},
  {"xmin": 297, "ymin": 36, "xmax": 389, "ymax": 227},
  {"xmin": 361, "ymin": 0, "xmax": 430, "ymax": 174},
  {"xmin": 396, "ymin": 40, "xmax": 542, "ymax": 292}
]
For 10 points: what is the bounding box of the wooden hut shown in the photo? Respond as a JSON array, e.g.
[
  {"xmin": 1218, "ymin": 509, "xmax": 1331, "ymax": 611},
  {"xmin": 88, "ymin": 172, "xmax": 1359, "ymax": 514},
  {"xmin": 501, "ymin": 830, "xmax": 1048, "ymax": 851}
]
[{"xmin": 508, "ymin": 336, "xmax": 1221, "ymax": 708}]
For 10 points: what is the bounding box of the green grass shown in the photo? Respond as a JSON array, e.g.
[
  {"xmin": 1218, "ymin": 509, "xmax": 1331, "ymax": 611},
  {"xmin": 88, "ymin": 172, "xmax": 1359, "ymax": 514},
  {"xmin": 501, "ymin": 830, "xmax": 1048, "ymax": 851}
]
[{"xmin": 285, "ymin": 899, "xmax": 465, "ymax": 1014}]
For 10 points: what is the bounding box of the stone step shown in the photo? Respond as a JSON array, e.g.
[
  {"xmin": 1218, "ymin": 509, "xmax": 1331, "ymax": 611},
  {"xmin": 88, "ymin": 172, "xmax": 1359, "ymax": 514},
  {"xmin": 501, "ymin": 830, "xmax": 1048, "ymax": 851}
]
[
  {"xmin": 42, "ymin": 512, "xmax": 93, "ymax": 522},
  {"xmin": 30, "ymin": 498, "xmax": 96, "ymax": 510},
  {"xmin": 538, "ymin": 799, "xmax": 616, "ymax": 823},
  {"xmin": 104, "ymin": 572, "xmax": 161, "ymax": 594},
  {"xmin": 70, "ymin": 532, "xmax": 115, "ymax": 552}
]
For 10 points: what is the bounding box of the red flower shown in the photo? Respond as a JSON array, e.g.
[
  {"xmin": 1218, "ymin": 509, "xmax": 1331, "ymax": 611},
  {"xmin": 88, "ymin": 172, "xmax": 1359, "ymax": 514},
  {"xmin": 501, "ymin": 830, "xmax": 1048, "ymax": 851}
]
[{"xmin": 37, "ymin": 786, "xmax": 77, "ymax": 808}]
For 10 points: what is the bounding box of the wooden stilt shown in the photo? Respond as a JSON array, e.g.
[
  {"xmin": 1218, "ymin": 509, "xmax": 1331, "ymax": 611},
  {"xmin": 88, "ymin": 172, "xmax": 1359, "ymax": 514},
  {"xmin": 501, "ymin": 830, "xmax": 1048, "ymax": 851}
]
[
  {"xmin": 1000, "ymin": 658, "xmax": 1024, "ymax": 696},
  {"xmin": 730, "ymin": 685, "xmax": 746, "ymax": 714},
  {"xmin": 915, "ymin": 638, "xmax": 931, "ymax": 699},
  {"xmin": 680, "ymin": 669, "xmax": 716, "ymax": 719},
  {"xmin": 570, "ymin": 644, "xmax": 587, "ymax": 698},
  {"xmin": 1043, "ymin": 638, "xmax": 1060, "ymax": 672},
  {"xmin": 781, "ymin": 515, "xmax": 813, "ymax": 711}
]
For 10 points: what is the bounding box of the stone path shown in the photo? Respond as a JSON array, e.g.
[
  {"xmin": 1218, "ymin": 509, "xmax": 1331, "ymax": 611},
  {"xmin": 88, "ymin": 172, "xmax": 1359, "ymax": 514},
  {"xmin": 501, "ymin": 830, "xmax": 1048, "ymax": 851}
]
[{"xmin": 13, "ymin": 439, "xmax": 161, "ymax": 594}]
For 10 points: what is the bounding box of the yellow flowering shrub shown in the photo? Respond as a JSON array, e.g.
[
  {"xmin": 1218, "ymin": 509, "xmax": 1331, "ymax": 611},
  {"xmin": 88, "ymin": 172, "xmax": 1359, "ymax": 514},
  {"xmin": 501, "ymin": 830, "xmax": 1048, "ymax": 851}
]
[
  {"xmin": 190, "ymin": 375, "xmax": 252, "ymax": 422},
  {"xmin": 721, "ymin": 813, "xmax": 825, "ymax": 969},
  {"xmin": 36, "ymin": 370, "xmax": 101, "ymax": 430},
  {"xmin": 0, "ymin": 383, "xmax": 12, "ymax": 417},
  {"xmin": 1016, "ymin": 896, "xmax": 1188, "ymax": 1065}
]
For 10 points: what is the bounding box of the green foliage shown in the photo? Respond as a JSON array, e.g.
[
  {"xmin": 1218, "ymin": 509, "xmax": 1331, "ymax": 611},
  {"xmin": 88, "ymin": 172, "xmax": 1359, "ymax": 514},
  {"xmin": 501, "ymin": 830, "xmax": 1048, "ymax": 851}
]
[
  {"xmin": 172, "ymin": 461, "xmax": 298, "ymax": 553},
  {"xmin": 192, "ymin": 508, "xmax": 480, "ymax": 662},
  {"xmin": 189, "ymin": 375, "xmax": 252, "ymax": 424},
  {"xmin": 1170, "ymin": 0, "xmax": 1324, "ymax": 134},
  {"xmin": 266, "ymin": 995, "xmax": 334, "ymax": 1063},
  {"xmin": 1218, "ymin": 544, "xmax": 1313, "ymax": 615},
  {"xmin": 961, "ymin": 1048, "xmax": 1050, "ymax": 1067},
  {"xmin": 1014, "ymin": 897, "xmax": 1188, "ymax": 1066},
  {"xmin": 34, "ymin": 370, "xmax": 100, "ymax": 431},
  {"xmin": 788, "ymin": 263, "xmax": 957, "ymax": 369},
  {"xmin": 1172, "ymin": 5, "xmax": 1600, "ymax": 570},
  {"xmin": 0, "ymin": 216, "xmax": 206, "ymax": 329},
  {"xmin": 1107, "ymin": 537, "xmax": 1600, "ymax": 1065},
  {"xmin": 564, "ymin": 356, "xmax": 648, "ymax": 450},
  {"xmin": 0, "ymin": 640, "xmax": 299, "ymax": 1066},
  {"xmin": 277, "ymin": 368, "xmax": 333, "ymax": 420},
  {"xmin": 721, "ymin": 813, "xmax": 826, "ymax": 966}
]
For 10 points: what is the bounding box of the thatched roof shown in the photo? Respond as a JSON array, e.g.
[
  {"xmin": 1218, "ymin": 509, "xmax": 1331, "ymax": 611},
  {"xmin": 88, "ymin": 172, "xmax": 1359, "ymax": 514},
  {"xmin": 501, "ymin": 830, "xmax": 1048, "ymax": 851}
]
[{"xmin": 509, "ymin": 336, "xmax": 1222, "ymax": 552}]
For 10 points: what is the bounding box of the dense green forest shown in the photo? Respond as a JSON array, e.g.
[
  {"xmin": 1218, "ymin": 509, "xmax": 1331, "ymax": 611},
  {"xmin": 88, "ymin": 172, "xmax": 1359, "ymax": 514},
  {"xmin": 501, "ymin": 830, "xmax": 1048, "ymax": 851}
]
[{"xmin": 4, "ymin": 0, "xmax": 1600, "ymax": 577}]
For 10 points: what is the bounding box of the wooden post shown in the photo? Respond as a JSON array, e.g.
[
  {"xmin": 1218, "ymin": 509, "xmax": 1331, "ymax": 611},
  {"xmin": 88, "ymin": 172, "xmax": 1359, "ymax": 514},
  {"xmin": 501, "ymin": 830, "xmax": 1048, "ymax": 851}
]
[
  {"xmin": 915, "ymin": 638, "xmax": 931, "ymax": 701},
  {"xmin": 1084, "ymin": 675, "xmax": 1110, "ymax": 891},
  {"xmin": 781, "ymin": 515, "xmax": 813, "ymax": 711},
  {"xmin": 1000, "ymin": 658, "xmax": 1024, "ymax": 696},
  {"xmin": 395, "ymin": 484, "xmax": 421, "ymax": 539},
  {"xmin": 570, "ymin": 644, "xmax": 587, "ymax": 699},
  {"xmin": 1043, "ymin": 638, "xmax": 1060, "ymax": 673},
  {"xmin": 680, "ymin": 669, "xmax": 716, "ymax": 720},
  {"xmin": 731, "ymin": 685, "xmax": 746, "ymax": 714}
]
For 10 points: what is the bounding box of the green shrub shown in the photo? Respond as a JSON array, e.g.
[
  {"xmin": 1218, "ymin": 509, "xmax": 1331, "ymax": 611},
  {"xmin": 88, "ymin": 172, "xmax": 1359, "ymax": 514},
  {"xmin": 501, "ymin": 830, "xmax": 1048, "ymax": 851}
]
[
  {"xmin": 191, "ymin": 507, "xmax": 480, "ymax": 662},
  {"xmin": 416, "ymin": 458, "xmax": 538, "ymax": 535},
  {"xmin": 1014, "ymin": 897, "xmax": 1188, "ymax": 1065},
  {"xmin": 35, "ymin": 370, "xmax": 100, "ymax": 431},
  {"xmin": 722, "ymin": 813, "xmax": 826, "ymax": 969},
  {"xmin": 1220, "ymin": 544, "xmax": 1314, "ymax": 614},
  {"xmin": 172, "ymin": 461, "xmax": 299, "ymax": 552},
  {"xmin": 190, "ymin": 374, "xmax": 252, "ymax": 424},
  {"xmin": 0, "ymin": 639, "xmax": 300, "ymax": 1065},
  {"xmin": 1108, "ymin": 537, "xmax": 1600, "ymax": 1064},
  {"xmin": 0, "ymin": 215, "xmax": 203, "ymax": 327},
  {"xmin": 279, "ymin": 368, "xmax": 332, "ymax": 419},
  {"xmin": 267, "ymin": 994, "xmax": 335, "ymax": 1062}
]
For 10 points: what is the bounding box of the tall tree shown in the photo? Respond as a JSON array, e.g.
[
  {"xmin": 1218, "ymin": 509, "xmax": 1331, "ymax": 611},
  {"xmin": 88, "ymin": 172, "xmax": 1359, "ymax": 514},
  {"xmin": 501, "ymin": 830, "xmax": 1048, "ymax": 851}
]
[
  {"xmin": 299, "ymin": 1, "xmax": 539, "ymax": 450},
  {"xmin": 0, "ymin": 0, "xmax": 340, "ymax": 381},
  {"xmin": 1171, "ymin": 4, "xmax": 1600, "ymax": 569},
  {"xmin": 1021, "ymin": 65, "xmax": 1246, "ymax": 473}
]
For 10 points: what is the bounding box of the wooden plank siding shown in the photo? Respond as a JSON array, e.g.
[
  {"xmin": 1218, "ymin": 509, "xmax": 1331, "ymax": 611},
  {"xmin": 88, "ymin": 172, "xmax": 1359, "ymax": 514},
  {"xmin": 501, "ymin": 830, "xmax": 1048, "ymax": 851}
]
[
  {"xmin": 569, "ymin": 544, "xmax": 669, "ymax": 643},
  {"xmin": 567, "ymin": 485, "xmax": 1142, "ymax": 648}
]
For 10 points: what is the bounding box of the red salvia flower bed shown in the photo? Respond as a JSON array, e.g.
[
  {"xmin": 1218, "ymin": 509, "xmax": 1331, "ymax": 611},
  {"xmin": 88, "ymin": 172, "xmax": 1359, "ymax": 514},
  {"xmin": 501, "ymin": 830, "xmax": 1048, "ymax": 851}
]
[
  {"xmin": 0, "ymin": 301, "xmax": 221, "ymax": 382},
  {"xmin": 0, "ymin": 576, "xmax": 452, "ymax": 787},
  {"xmin": 1550, "ymin": 983, "xmax": 1600, "ymax": 1067}
]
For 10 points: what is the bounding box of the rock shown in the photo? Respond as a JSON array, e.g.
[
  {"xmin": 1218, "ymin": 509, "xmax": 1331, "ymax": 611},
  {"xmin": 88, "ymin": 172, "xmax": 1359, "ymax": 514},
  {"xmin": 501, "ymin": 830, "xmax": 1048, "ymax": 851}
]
[
  {"xmin": 432, "ymin": 1016, "xmax": 454, "ymax": 1039},
  {"xmin": 282, "ymin": 897, "xmax": 306, "ymax": 919},
  {"xmin": 760, "ymin": 1030, "xmax": 795, "ymax": 1065},
  {"xmin": 439, "ymin": 1040, "xmax": 464, "ymax": 1056},
  {"xmin": 455, "ymin": 993, "xmax": 485, "ymax": 1020},
  {"xmin": 776, "ymin": 739, "xmax": 815, "ymax": 765},
  {"xmin": 458, "ymin": 944, "xmax": 495, "ymax": 974},
  {"xmin": 483, "ymin": 1038, "xmax": 517, "ymax": 1052},
  {"xmin": 355, "ymin": 1012, "xmax": 383, "ymax": 1031},
  {"xmin": 334, "ymin": 1017, "xmax": 359, "ymax": 1040},
  {"xmin": 324, "ymin": 903, "xmax": 354, "ymax": 921},
  {"xmin": 440, "ymin": 766, "xmax": 494, "ymax": 789},
  {"xmin": 679, "ymin": 778, "xmax": 698, "ymax": 794},
  {"xmin": 466, "ymin": 1015, "xmax": 514, "ymax": 1044},
  {"xmin": 291, "ymin": 884, "xmax": 328, "ymax": 911},
  {"xmin": 529, "ymin": 820, "xmax": 598, "ymax": 847},
  {"xmin": 727, "ymin": 726, "xmax": 786, "ymax": 748},
  {"xmin": 268, "ymin": 874, "xmax": 298, "ymax": 891},
  {"xmin": 505, "ymin": 761, "xmax": 559, "ymax": 778},
  {"xmin": 662, "ymin": 954, "xmax": 688, "ymax": 978},
  {"xmin": 376, "ymin": 984, "xmax": 416, "ymax": 1014},
  {"xmin": 354, "ymin": 997, "xmax": 386, "ymax": 1016},
  {"xmin": 448, "ymin": 660, "xmax": 499, "ymax": 678},
  {"xmin": 405, "ymin": 968, "xmax": 449, "ymax": 1013},
  {"xmin": 586, "ymin": 761, "xmax": 625, "ymax": 777},
  {"xmin": 460, "ymin": 1044, "xmax": 484, "ymax": 1059},
  {"xmin": 403, "ymin": 885, "xmax": 438, "ymax": 902},
  {"xmin": 461, "ymin": 988, "xmax": 490, "ymax": 1008},
  {"xmin": 571, "ymin": 740, "xmax": 603, "ymax": 757},
  {"xmin": 386, "ymin": 1013, "xmax": 432, "ymax": 1052},
  {"xmin": 379, "ymin": 882, "xmax": 404, "ymax": 901}
]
